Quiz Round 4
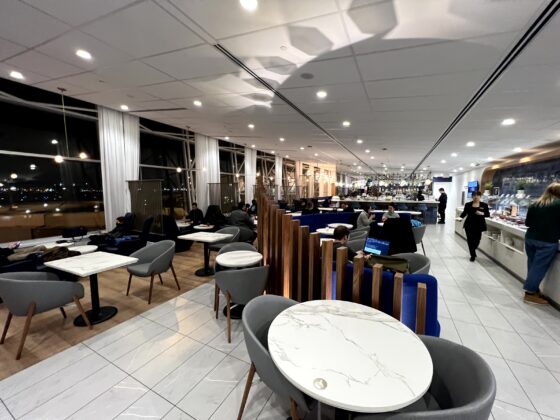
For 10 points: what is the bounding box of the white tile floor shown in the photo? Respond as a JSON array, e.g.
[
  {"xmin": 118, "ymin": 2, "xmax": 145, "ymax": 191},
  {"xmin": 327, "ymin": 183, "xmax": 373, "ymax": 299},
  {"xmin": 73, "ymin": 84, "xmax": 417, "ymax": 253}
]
[{"xmin": 0, "ymin": 224, "xmax": 559, "ymax": 420}]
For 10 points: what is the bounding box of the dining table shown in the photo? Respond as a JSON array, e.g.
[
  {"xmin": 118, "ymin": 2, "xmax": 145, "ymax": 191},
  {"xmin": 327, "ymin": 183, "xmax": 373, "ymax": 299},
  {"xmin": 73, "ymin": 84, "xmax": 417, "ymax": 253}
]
[
  {"xmin": 178, "ymin": 231, "xmax": 233, "ymax": 276},
  {"xmin": 44, "ymin": 251, "xmax": 138, "ymax": 326},
  {"xmin": 268, "ymin": 300, "xmax": 433, "ymax": 417}
]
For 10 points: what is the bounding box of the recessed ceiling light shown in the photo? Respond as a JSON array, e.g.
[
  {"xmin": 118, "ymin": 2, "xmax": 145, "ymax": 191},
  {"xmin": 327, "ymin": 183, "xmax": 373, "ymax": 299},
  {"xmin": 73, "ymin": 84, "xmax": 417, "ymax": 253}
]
[
  {"xmin": 251, "ymin": 144, "xmax": 256, "ymax": 148},
  {"xmin": 358, "ymin": 166, "xmax": 362, "ymax": 169},
  {"xmin": 279, "ymin": 137, "xmax": 285, "ymax": 142},
  {"xmin": 193, "ymin": 100, "xmax": 202, "ymax": 107},
  {"xmin": 29, "ymin": 164, "xmax": 36, "ymax": 170},
  {"xmin": 440, "ymin": 160, "xmax": 446, "ymax": 164},
  {"xmin": 10, "ymin": 173, "xmax": 17, "ymax": 179},
  {"xmin": 384, "ymin": 167, "xmax": 387, "ymax": 171},
  {"xmin": 248, "ymin": 123, "xmax": 255, "ymax": 129},
  {"xmin": 356, "ymin": 139, "xmax": 363, "ymax": 144},
  {"xmin": 487, "ymin": 157, "xmax": 493, "ymax": 161},
  {"xmin": 285, "ymin": 155, "xmax": 289, "ymax": 158},
  {"xmin": 271, "ymin": 151, "xmax": 275, "ymax": 154},
  {"xmin": 453, "ymin": 169, "xmax": 457, "ymax": 172},
  {"xmin": 400, "ymin": 168, "xmax": 404, "ymax": 172},
  {"xmin": 224, "ymin": 136, "xmax": 230, "ymax": 140},
  {"xmin": 75, "ymin": 49, "xmax": 92, "ymax": 60},
  {"xmin": 120, "ymin": 104, "xmax": 129, "ymax": 111},
  {"xmin": 365, "ymin": 149, "xmax": 370, "ymax": 153},
  {"xmin": 370, "ymin": 156, "xmax": 374, "ymax": 159},
  {"xmin": 470, "ymin": 163, "xmax": 475, "ymax": 167},
  {"xmin": 466, "ymin": 141, "xmax": 475, "ymax": 147},
  {"xmin": 353, "ymin": 163, "xmax": 357, "ymax": 166},
  {"xmin": 54, "ymin": 155, "xmax": 64, "ymax": 163},
  {"xmin": 459, "ymin": 167, "xmax": 464, "ymax": 170},
  {"xmin": 300, "ymin": 146, "xmax": 305, "ymax": 150},
  {"xmin": 79, "ymin": 152, "xmax": 88, "ymax": 159},
  {"xmin": 342, "ymin": 121, "xmax": 351, "ymax": 127},
  {"xmin": 176, "ymin": 167, "xmax": 182, "ymax": 173},
  {"xmin": 501, "ymin": 118, "xmax": 516, "ymax": 126},
  {"xmin": 51, "ymin": 139, "xmax": 58, "ymax": 145},
  {"xmin": 513, "ymin": 147, "xmax": 522, "ymax": 152},
  {"xmin": 316, "ymin": 90, "xmax": 327, "ymax": 99},
  {"xmin": 314, "ymin": 153, "xmax": 319, "ymax": 157},
  {"xmin": 239, "ymin": 0, "xmax": 258, "ymax": 11},
  {"xmin": 451, "ymin": 152, "xmax": 458, "ymax": 157},
  {"xmin": 9, "ymin": 71, "xmax": 24, "ymax": 80},
  {"xmin": 422, "ymin": 167, "xmax": 427, "ymax": 171}
]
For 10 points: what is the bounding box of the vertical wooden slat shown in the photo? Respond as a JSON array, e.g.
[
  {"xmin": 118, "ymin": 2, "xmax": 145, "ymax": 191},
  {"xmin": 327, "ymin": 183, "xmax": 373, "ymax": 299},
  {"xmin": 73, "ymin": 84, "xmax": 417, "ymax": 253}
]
[
  {"xmin": 260, "ymin": 197, "xmax": 268, "ymax": 263},
  {"xmin": 297, "ymin": 226, "xmax": 309, "ymax": 302},
  {"xmin": 308, "ymin": 232, "xmax": 321, "ymax": 301},
  {"xmin": 282, "ymin": 214, "xmax": 293, "ymax": 298},
  {"xmin": 351, "ymin": 255, "xmax": 364, "ymax": 303},
  {"xmin": 416, "ymin": 283, "xmax": 427, "ymax": 335},
  {"xmin": 372, "ymin": 264, "xmax": 383, "ymax": 309},
  {"xmin": 321, "ymin": 239, "xmax": 334, "ymax": 300},
  {"xmin": 335, "ymin": 247, "xmax": 347, "ymax": 300},
  {"xmin": 393, "ymin": 272, "xmax": 403, "ymax": 320},
  {"xmin": 274, "ymin": 209, "xmax": 285, "ymax": 295},
  {"xmin": 291, "ymin": 219, "xmax": 300, "ymax": 300},
  {"xmin": 266, "ymin": 205, "xmax": 276, "ymax": 292}
]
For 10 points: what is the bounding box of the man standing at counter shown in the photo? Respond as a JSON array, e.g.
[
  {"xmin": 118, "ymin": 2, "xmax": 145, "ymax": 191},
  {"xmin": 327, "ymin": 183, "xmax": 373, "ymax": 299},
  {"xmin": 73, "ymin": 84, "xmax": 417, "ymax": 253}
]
[
  {"xmin": 437, "ymin": 188, "xmax": 447, "ymax": 224},
  {"xmin": 523, "ymin": 183, "xmax": 560, "ymax": 305}
]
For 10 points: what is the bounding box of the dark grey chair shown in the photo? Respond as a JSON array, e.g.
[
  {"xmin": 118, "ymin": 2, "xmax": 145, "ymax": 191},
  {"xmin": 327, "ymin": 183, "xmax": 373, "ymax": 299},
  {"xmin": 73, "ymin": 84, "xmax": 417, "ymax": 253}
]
[
  {"xmin": 0, "ymin": 272, "xmax": 91, "ymax": 360},
  {"xmin": 126, "ymin": 240, "xmax": 179, "ymax": 304},
  {"xmin": 412, "ymin": 225, "xmax": 427, "ymax": 256},
  {"xmin": 393, "ymin": 253, "xmax": 431, "ymax": 274},
  {"xmin": 238, "ymin": 295, "xmax": 314, "ymax": 420},
  {"xmin": 348, "ymin": 237, "xmax": 366, "ymax": 254},
  {"xmin": 215, "ymin": 266, "xmax": 269, "ymax": 343},
  {"xmin": 352, "ymin": 336, "xmax": 496, "ymax": 420},
  {"xmin": 208, "ymin": 227, "xmax": 241, "ymax": 253},
  {"xmin": 349, "ymin": 228, "xmax": 369, "ymax": 242}
]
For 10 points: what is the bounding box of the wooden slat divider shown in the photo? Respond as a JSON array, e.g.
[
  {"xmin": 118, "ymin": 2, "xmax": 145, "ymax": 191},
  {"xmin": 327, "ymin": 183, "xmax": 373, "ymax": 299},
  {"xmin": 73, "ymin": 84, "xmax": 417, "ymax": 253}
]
[
  {"xmin": 321, "ymin": 239, "xmax": 334, "ymax": 300},
  {"xmin": 351, "ymin": 255, "xmax": 364, "ymax": 303},
  {"xmin": 297, "ymin": 226, "xmax": 309, "ymax": 302},
  {"xmin": 335, "ymin": 247, "xmax": 347, "ymax": 300},
  {"xmin": 291, "ymin": 219, "xmax": 300, "ymax": 300},
  {"xmin": 308, "ymin": 232, "xmax": 321, "ymax": 301},
  {"xmin": 274, "ymin": 209, "xmax": 285, "ymax": 295},
  {"xmin": 416, "ymin": 283, "xmax": 427, "ymax": 335},
  {"xmin": 393, "ymin": 273, "xmax": 403, "ymax": 320},
  {"xmin": 281, "ymin": 214, "xmax": 293, "ymax": 298},
  {"xmin": 372, "ymin": 264, "xmax": 382, "ymax": 309}
]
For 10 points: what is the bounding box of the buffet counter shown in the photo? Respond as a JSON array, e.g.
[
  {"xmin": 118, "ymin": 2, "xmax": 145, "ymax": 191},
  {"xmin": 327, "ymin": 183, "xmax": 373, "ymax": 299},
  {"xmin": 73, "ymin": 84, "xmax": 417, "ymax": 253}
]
[
  {"xmin": 333, "ymin": 199, "xmax": 439, "ymax": 223},
  {"xmin": 455, "ymin": 208, "xmax": 560, "ymax": 306}
]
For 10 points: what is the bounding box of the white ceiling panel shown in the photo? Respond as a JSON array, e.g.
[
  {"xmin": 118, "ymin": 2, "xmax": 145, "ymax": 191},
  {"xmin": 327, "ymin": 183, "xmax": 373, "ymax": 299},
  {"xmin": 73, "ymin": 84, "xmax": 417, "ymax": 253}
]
[
  {"xmin": 139, "ymin": 81, "xmax": 203, "ymax": 100},
  {"xmin": 0, "ymin": 37, "xmax": 25, "ymax": 61},
  {"xmin": 82, "ymin": 1, "xmax": 202, "ymax": 58},
  {"xmin": 280, "ymin": 82, "xmax": 369, "ymax": 104},
  {"xmin": 0, "ymin": 63, "xmax": 48, "ymax": 84},
  {"xmin": 6, "ymin": 51, "xmax": 82, "ymax": 79},
  {"xmin": 94, "ymin": 61, "xmax": 172, "ymax": 87},
  {"xmin": 54, "ymin": 72, "xmax": 121, "ymax": 93},
  {"xmin": 37, "ymin": 31, "xmax": 133, "ymax": 71},
  {"xmin": 143, "ymin": 45, "xmax": 239, "ymax": 80},
  {"xmin": 22, "ymin": 0, "xmax": 139, "ymax": 26},
  {"xmin": 277, "ymin": 57, "xmax": 362, "ymax": 89},
  {"xmin": 33, "ymin": 79, "xmax": 93, "ymax": 96},
  {"xmin": 185, "ymin": 73, "xmax": 269, "ymax": 96},
  {"xmin": 0, "ymin": 0, "xmax": 69, "ymax": 47}
]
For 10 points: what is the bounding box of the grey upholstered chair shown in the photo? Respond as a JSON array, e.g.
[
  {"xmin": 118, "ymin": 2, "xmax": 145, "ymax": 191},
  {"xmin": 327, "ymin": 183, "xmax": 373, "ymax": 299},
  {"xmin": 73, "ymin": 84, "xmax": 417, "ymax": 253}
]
[
  {"xmin": 238, "ymin": 295, "xmax": 314, "ymax": 420},
  {"xmin": 208, "ymin": 226, "xmax": 240, "ymax": 253},
  {"xmin": 412, "ymin": 225, "xmax": 427, "ymax": 256},
  {"xmin": 348, "ymin": 237, "xmax": 366, "ymax": 254},
  {"xmin": 215, "ymin": 265, "xmax": 269, "ymax": 343},
  {"xmin": 349, "ymin": 227, "xmax": 369, "ymax": 241},
  {"xmin": 0, "ymin": 272, "xmax": 91, "ymax": 360},
  {"xmin": 352, "ymin": 335, "xmax": 496, "ymax": 420},
  {"xmin": 393, "ymin": 253, "xmax": 431, "ymax": 274},
  {"xmin": 127, "ymin": 240, "xmax": 179, "ymax": 304}
]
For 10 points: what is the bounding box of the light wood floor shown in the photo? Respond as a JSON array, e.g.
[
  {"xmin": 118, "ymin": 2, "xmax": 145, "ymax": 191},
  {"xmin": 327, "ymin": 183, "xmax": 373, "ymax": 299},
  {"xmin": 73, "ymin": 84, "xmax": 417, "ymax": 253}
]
[{"xmin": 0, "ymin": 243, "xmax": 212, "ymax": 380}]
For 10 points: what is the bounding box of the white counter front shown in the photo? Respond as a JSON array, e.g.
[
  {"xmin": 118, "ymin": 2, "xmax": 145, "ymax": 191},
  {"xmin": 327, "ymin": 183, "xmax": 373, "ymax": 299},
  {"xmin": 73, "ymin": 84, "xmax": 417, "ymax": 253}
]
[{"xmin": 455, "ymin": 208, "xmax": 560, "ymax": 306}]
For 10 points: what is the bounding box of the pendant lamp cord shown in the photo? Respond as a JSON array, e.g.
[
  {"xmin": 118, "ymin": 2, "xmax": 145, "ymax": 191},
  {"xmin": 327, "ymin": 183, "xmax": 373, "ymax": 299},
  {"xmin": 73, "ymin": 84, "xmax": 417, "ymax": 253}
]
[{"xmin": 58, "ymin": 88, "xmax": 70, "ymax": 157}]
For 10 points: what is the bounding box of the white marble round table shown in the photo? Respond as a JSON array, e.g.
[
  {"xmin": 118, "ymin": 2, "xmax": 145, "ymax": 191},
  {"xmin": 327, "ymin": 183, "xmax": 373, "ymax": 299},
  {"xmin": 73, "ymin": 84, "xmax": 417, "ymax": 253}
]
[
  {"xmin": 194, "ymin": 224, "xmax": 214, "ymax": 230},
  {"xmin": 268, "ymin": 300, "xmax": 433, "ymax": 413},
  {"xmin": 328, "ymin": 223, "xmax": 354, "ymax": 229},
  {"xmin": 316, "ymin": 228, "xmax": 334, "ymax": 236},
  {"xmin": 215, "ymin": 250, "xmax": 262, "ymax": 268},
  {"xmin": 68, "ymin": 245, "xmax": 98, "ymax": 254}
]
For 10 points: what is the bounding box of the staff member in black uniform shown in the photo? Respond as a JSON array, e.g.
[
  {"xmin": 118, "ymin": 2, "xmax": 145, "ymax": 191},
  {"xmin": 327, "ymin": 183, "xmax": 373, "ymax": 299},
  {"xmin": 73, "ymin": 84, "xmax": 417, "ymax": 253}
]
[
  {"xmin": 437, "ymin": 188, "xmax": 447, "ymax": 224},
  {"xmin": 459, "ymin": 191, "xmax": 490, "ymax": 261}
]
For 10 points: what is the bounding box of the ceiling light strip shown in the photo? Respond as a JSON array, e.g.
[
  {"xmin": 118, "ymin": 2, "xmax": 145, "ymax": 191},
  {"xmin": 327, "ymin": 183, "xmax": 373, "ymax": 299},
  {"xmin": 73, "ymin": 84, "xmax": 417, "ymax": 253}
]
[
  {"xmin": 410, "ymin": 0, "xmax": 560, "ymax": 176},
  {"xmin": 214, "ymin": 44, "xmax": 376, "ymax": 173}
]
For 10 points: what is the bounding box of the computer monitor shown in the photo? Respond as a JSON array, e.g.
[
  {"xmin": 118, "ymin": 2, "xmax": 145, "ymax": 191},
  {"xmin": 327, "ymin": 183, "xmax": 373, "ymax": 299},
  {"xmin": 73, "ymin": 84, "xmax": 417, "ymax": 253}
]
[
  {"xmin": 467, "ymin": 180, "xmax": 479, "ymax": 199},
  {"xmin": 364, "ymin": 237, "xmax": 390, "ymax": 256}
]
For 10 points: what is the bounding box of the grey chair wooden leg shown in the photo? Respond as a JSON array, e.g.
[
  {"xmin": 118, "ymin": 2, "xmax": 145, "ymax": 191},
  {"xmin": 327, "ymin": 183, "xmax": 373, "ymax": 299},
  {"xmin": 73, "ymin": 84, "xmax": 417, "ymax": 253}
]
[
  {"xmin": 16, "ymin": 302, "xmax": 36, "ymax": 360},
  {"xmin": 74, "ymin": 296, "xmax": 92, "ymax": 330},
  {"xmin": 59, "ymin": 307, "xmax": 67, "ymax": 319},
  {"xmin": 148, "ymin": 274, "xmax": 155, "ymax": 304},
  {"xmin": 214, "ymin": 285, "xmax": 220, "ymax": 317},
  {"xmin": 289, "ymin": 398, "xmax": 300, "ymax": 420},
  {"xmin": 170, "ymin": 263, "xmax": 180, "ymax": 290},
  {"xmin": 237, "ymin": 363, "xmax": 256, "ymax": 420},
  {"xmin": 126, "ymin": 273, "xmax": 132, "ymax": 296},
  {"xmin": 226, "ymin": 292, "xmax": 232, "ymax": 343},
  {"xmin": 421, "ymin": 241, "xmax": 426, "ymax": 256},
  {"xmin": 158, "ymin": 273, "xmax": 163, "ymax": 285},
  {"xmin": 1, "ymin": 312, "xmax": 12, "ymax": 344}
]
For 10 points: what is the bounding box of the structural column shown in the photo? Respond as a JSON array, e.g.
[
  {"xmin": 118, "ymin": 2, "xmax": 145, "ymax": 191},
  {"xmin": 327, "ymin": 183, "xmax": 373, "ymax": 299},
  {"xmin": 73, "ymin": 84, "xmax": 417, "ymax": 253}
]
[
  {"xmin": 245, "ymin": 147, "xmax": 257, "ymax": 204},
  {"xmin": 195, "ymin": 133, "xmax": 220, "ymax": 212},
  {"xmin": 275, "ymin": 155, "xmax": 283, "ymax": 200}
]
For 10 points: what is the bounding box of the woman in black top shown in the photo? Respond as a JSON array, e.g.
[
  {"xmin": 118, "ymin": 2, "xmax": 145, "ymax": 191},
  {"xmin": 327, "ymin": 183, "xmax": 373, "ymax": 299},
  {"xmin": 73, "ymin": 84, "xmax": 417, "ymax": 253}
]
[{"xmin": 459, "ymin": 191, "xmax": 490, "ymax": 261}]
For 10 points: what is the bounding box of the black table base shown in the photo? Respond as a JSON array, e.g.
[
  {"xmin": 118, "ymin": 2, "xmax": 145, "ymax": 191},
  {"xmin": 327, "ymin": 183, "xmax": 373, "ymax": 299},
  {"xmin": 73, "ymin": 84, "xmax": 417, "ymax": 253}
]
[
  {"xmin": 223, "ymin": 303, "xmax": 244, "ymax": 319},
  {"xmin": 74, "ymin": 306, "xmax": 118, "ymax": 326},
  {"xmin": 195, "ymin": 242, "xmax": 214, "ymax": 277}
]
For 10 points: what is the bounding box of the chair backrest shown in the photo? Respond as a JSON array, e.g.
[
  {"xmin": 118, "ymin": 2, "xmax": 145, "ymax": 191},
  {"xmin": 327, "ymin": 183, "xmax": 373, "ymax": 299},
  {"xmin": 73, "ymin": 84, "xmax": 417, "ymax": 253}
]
[
  {"xmin": 412, "ymin": 225, "xmax": 427, "ymax": 245},
  {"xmin": 347, "ymin": 237, "xmax": 366, "ymax": 254},
  {"xmin": 161, "ymin": 215, "xmax": 180, "ymax": 238},
  {"xmin": 130, "ymin": 240, "xmax": 175, "ymax": 274},
  {"xmin": 383, "ymin": 218, "xmax": 417, "ymax": 254},
  {"xmin": 215, "ymin": 266, "xmax": 269, "ymax": 305},
  {"xmin": 355, "ymin": 336, "xmax": 496, "ymax": 419},
  {"xmin": 393, "ymin": 253, "xmax": 430, "ymax": 274},
  {"xmin": 242, "ymin": 295, "xmax": 311, "ymax": 411},
  {"xmin": 216, "ymin": 226, "xmax": 240, "ymax": 242},
  {"xmin": 141, "ymin": 217, "xmax": 154, "ymax": 240},
  {"xmin": 217, "ymin": 242, "xmax": 257, "ymax": 255},
  {"xmin": 348, "ymin": 229, "xmax": 368, "ymax": 241},
  {"xmin": 0, "ymin": 272, "xmax": 83, "ymax": 316}
]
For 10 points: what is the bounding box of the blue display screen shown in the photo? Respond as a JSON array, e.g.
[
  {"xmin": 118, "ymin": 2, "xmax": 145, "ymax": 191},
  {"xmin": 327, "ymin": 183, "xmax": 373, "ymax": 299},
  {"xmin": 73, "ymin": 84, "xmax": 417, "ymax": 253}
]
[{"xmin": 364, "ymin": 237, "xmax": 390, "ymax": 256}]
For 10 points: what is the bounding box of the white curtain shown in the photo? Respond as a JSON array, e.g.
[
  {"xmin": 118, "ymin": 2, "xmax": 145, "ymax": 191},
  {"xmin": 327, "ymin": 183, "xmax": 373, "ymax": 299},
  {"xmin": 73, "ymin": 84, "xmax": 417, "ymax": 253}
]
[
  {"xmin": 195, "ymin": 133, "xmax": 220, "ymax": 211},
  {"xmin": 245, "ymin": 147, "xmax": 257, "ymax": 204},
  {"xmin": 98, "ymin": 106, "xmax": 139, "ymax": 231},
  {"xmin": 275, "ymin": 155, "xmax": 283, "ymax": 200}
]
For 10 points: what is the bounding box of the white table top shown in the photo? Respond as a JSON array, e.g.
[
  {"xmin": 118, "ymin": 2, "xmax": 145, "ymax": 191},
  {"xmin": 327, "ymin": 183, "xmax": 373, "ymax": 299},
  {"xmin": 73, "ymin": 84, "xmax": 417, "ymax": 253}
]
[
  {"xmin": 316, "ymin": 228, "xmax": 334, "ymax": 236},
  {"xmin": 318, "ymin": 207, "xmax": 336, "ymax": 212},
  {"xmin": 44, "ymin": 251, "xmax": 138, "ymax": 277},
  {"xmin": 68, "ymin": 245, "xmax": 98, "ymax": 254},
  {"xmin": 268, "ymin": 300, "xmax": 433, "ymax": 413},
  {"xmin": 328, "ymin": 223, "xmax": 354, "ymax": 229},
  {"xmin": 176, "ymin": 221, "xmax": 191, "ymax": 228},
  {"xmin": 372, "ymin": 210, "xmax": 422, "ymax": 215},
  {"xmin": 178, "ymin": 232, "xmax": 233, "ymax": 243},
  {"xmin": 215, "ymin": 250, "xmax": 263, "ymax": 268},
  {"xmin": 43, "ymin": 241, "xmax": 74, "ymax": 249},
  {"xmin": 194, "ymin": 224, "xmax": 214, "ymax": 230}
]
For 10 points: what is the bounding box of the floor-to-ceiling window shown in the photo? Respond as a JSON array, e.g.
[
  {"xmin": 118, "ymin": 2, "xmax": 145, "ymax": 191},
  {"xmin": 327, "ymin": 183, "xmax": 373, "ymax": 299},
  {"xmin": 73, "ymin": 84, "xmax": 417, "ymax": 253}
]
[{"xmin": 218, "ymin": 140, "xmax": 245, "ymax": 211}]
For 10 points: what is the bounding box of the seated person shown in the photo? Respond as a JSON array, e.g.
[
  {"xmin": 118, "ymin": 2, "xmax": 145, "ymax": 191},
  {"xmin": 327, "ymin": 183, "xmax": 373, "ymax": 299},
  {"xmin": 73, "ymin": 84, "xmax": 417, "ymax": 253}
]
[
  {"xmin": 88, "ymin": 216, "xmax": 129, "ymax": 245},
  {"xmin": 249, "ymin": 199, "xmax": 257, "ymax": 215},
  {"xmin": 243, "ymin": 203, "xmax": 251, "ymax": 213},
  {"xmin": 204, "ymin": 205, "xmax": 226, "ymax": 227},
  {"xmin": 228, "ymin": 202, "xmax": 257, "ymax": 242},
  {"xmin": 332, "ymin": 226, "xmax": 363, "ymax": 261},
  {"xmin": 357, "ymin": 206, "xmax": 374, "ymax": 229},
  {"xmin": 416, "ymin": 189, "xmax": 425, "ymax": 201},
  {"xmin": 341, "ymin": 202, "xmax": 354, "ymax": 213},
  {"xmin": 382, "ymin": 204, "xmax": 400, "ymax": 222},
  {"xmin": 301, "ymin": 200, "xmax": 320, "ymax": 215},
  {"xmin": 186, "ymin": 202, "xmax": 204, "ymax": 225}
]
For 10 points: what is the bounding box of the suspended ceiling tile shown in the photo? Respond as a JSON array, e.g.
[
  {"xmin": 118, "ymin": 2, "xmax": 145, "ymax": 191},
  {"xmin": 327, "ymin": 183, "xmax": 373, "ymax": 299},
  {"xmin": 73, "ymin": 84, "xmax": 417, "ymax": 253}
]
[
  {"xmin": 0, "ymin": 63, "xmax": 49, "ymax": 84},
  {"xmin": 82, "ymin": 1, "xmax": 202, "ymax": 59},
  {"xmin": 0, "ymin": 0, "xmax": 69, "ymax": 47},
  {"xmin": 33, "ymin": 79, "xmax": 93, "ymax": 96},
  {"xmin": 6, "ymin": 51, "xmax": 83, "ymax": 79},
  {"xmin": 143, "ymin": 44, "xmax": 239, "ymax": 80},
  {"xmin": 22, "ymin": 0, "xmax": 139, "ymax": 26},
  {"xmin": 0, "ymin": 38, "xmax": 26, "ymax": 61},
  {"xmin": 185, "ymin": 73, "xmax": 268, "ymax": 96},
  {"xmin": 94, "ymin": 61, "xmax": 172, "ymax": 88},
  {"xmin": 278, "ymin": 56, "xmax": 361, "ymax": 89},
  {"xmin": 56, "ymin": 72, "xmax": 120, "ymax": 93},
  {"xmin": 139, "ymin": 81, "xmax": 204, "ymax": 100}
]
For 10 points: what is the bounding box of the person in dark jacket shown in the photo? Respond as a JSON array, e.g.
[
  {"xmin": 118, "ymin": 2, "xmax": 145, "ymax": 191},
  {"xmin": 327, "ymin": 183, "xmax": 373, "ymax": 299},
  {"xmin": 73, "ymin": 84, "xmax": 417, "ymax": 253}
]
[
  {"xmin": 302, "ymin": 200, "xmax": 320, "ymax": 215},
  {"xmin": 459, "ymin": 191, "xmax": 490, "ymax": 262},
  {"xmin": 228, "ymin": 202, "xmax": 257, "ymax": 242},
  {"xmin": 204, "ymin": 205, "xmax": 226, "ymax": 227},
  {"xmin": 437, "ymin": 188, "xmax": 447, "ymax": 224},
  {"xmin": 332, "ymin": 226, "xmax": 363, "ymax": 261},
  {"xmin": 522, "ymin": 183, "xmax": 560, "ymax": 304},
  {"xmin": 187, "ymin": 202, "xmax": 204, "ymax": 225}
]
